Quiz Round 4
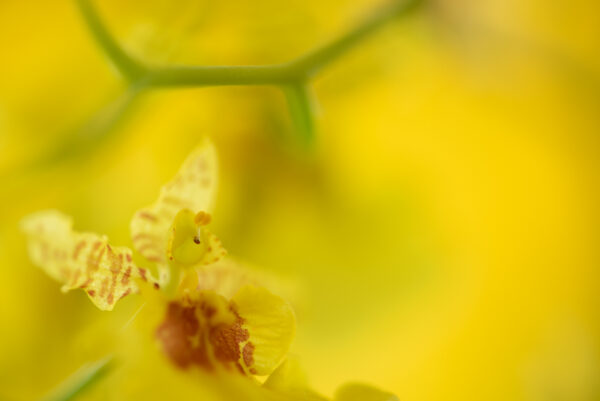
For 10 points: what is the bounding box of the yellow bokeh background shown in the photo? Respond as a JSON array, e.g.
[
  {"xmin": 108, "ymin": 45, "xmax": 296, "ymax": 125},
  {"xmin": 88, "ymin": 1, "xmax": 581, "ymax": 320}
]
[{"xmin": 0, "ymin": 0, "xmax": 598, "ymax": 400}]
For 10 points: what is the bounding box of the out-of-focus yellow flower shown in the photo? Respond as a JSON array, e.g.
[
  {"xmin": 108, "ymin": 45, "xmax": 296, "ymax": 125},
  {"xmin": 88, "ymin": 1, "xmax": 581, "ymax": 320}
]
[{"xmin": 264, "ymin": 356, "xmax": 398, "ymax": 401}]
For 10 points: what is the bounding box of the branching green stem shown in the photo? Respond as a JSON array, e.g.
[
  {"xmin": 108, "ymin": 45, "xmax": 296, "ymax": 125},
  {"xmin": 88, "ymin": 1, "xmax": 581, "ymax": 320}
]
[
  {"xmin": 71, "ymin": 0, "xmax": 422, "ymax": 148},
  {"xmin": 77, "ymin": 0, "xmax": 422, "ymax": 87},
  {"xmin": 76, "ymin": 0, "xmax": 145, "ymax": 80}
]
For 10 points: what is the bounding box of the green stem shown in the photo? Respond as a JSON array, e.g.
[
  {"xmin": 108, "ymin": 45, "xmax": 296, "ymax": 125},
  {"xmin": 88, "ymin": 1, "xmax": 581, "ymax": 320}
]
[
  {"xmin": 76, "ymin": 0, "xmax": 145, "ymax": 80},
  {"xmin": 78, "ymin": 0, "xmax": 423, "ymax": 86},
  {"xmin": 40, "ymin": 356, "xmax": 115, "ymax": 401},
  {"xmin": 71, "ymin": 0, "xmax": 423, "ymax": 150},
  {"xmin": 283, "ymin": 82, "xmax": 318, "ymax": 145},
  {"xmin": 39, "ymin": 83, "xmax": 144, "ymax": 168},
  {"xmin": 289, "ymin": 0, "xmax": 424, "ymax": 78},
  {"xmin": 148, "ymin": 64, "xmax": 299, "ymax": 87}
]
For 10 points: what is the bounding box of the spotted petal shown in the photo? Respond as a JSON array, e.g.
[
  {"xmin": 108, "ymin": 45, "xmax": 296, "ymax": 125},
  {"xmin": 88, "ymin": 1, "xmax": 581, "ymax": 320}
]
[
  {"xmin": 232, "ymin": 285, "xmax": 296, "ymax": 376},
  {"xmin": 130, "ymin": 139, "xmax": 218, "ymax": 265},
  {"xmin": 156, "ymin": 285, "xmax": 295, "ymax": 377},
  {"xmin": 21, "ymin": 210, "xmax": 158, "ymax": 311}
]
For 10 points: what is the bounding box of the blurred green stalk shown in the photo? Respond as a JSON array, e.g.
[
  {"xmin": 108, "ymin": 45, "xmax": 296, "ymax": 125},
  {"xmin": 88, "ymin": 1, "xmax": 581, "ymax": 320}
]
[
  {"xmin": 40, "ymin": 356, "xmax": 114, "ymax": 401},
  {"xmin": 75, "ymin": 0, "xmax": 424, "ymax": 146}
]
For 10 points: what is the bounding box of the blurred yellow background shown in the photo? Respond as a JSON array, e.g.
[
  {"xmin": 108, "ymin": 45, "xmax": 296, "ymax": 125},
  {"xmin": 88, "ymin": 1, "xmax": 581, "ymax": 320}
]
[{"xmin": 0, "ymin": 0, "xmax": 598, "ymax": 400}]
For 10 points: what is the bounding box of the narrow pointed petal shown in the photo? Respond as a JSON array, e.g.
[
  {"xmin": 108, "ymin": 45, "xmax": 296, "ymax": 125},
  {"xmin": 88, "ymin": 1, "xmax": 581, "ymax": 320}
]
[
  {"xmin": 130, "ymin": 139, "xmax": 218, "ymax": 264},
  {"xmin": 21, "ymin": 210, "xmax": 158, "ymax": 310}
]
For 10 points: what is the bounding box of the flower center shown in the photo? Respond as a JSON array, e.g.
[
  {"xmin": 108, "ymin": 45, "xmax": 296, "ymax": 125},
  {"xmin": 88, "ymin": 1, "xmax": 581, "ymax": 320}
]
[
  {"xmin": 168, "ymin": 210, "xmax": 212, "ymax": 266},
  {"xmin": 155, "ymin": 291, "xmax": 251, "ymax": 373}
]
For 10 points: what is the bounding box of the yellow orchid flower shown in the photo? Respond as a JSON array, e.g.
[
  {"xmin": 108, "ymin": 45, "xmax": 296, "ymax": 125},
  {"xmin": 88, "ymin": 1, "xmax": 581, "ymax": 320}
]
[
  {"xmin": 21, "ymin": 140, "xmax": 397, "ymax": 400},
  {"xmin": 21, "ymin": 139, "xmax": 295, "ymax": 379}
]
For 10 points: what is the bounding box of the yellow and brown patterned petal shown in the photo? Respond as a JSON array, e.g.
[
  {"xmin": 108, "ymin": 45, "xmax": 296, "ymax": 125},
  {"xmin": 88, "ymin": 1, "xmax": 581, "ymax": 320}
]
[
  {"xmin": 21, "ymin": 210, "xmax": 159, "ymax": 311},
  {"xmin": 156, "ymin": 285, "xmax": 295, "ymax": 377},
  {"xmin": 232, "ymin": 285, "xmax": 296, "ymax": 376},
  {"xmin": 130, "ymin": 139, "xmax": 218, "ymax": 265},
  {"xmin": 156, "ymin": 290, "xmax": 243, "ymax": 372}
]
